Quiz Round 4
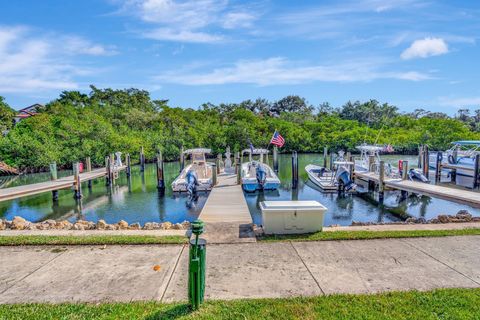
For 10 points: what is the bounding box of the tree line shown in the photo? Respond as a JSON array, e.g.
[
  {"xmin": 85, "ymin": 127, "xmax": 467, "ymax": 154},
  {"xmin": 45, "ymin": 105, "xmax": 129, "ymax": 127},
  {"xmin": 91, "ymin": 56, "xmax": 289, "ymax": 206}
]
[{"xmin": 0, "ymin": 86, "xmax": 479, "ymax": 171}]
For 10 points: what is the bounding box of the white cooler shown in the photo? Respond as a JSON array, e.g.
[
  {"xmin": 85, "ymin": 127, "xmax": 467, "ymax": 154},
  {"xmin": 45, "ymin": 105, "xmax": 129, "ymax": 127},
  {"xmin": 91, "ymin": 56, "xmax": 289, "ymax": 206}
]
[{"xmin": 260, "ymin": 201, "xmax": 327, "ymax": 234}]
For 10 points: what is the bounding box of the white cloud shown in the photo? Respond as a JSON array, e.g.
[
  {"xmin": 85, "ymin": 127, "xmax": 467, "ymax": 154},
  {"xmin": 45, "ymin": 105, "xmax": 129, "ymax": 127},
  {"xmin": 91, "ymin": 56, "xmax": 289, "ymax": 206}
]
[
  {"xmin": 118, "ymin": 0, "xmax": 258, "ymax": 43},
  {"xmin": 0, "ymin": 26, "xmax": 111, "ymax": 93},
  {"xmin": 63, "ymin": 36, "xmax": 118, "ymax": 56},
  {"xmin": 143, "ymin": 28, "xmax": 223, "ymax": 43},
  {"xmin": 154, "ymin": 57, "xmax": 432, "ymax": 86},
  {"xmin": 401, "ymin": 37, "xmax": 449, "ymax": 60},
  {"xmin": 438, "ymin": 96, "xmax": 480, "ymax": 107}
]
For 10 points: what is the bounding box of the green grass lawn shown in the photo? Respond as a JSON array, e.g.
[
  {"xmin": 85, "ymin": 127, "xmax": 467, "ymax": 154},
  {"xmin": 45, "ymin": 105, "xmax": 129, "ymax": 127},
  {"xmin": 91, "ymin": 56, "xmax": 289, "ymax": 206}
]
[
  {"xmin": 1, "ymin": 228, "xmax": 479, "ymax": 246},
  {"xmin": 1, "ymin": 288, "xmax": 479, "ymax": 320},
  {"xmin": 259, "ymin": 228, "xmax": 480, "ymax": 242},
  {"xmin": 0, "ymin": 234, "xmax": 187, "ymax": 246}
]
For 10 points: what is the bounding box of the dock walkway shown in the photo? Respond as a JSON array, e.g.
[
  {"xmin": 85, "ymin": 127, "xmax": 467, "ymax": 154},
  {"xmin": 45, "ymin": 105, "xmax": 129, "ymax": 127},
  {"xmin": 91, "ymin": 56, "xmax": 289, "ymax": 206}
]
[
  {"xmin": 0, "ymin": 166, "xmax": 126, "ymax": 202},
  {"xmin": 355, "ymin": 171, "xmax": 480, "ymax": 207},
  {"xmin": 198, "ymin": 173, "xmax": 254, "ymax": 243}
]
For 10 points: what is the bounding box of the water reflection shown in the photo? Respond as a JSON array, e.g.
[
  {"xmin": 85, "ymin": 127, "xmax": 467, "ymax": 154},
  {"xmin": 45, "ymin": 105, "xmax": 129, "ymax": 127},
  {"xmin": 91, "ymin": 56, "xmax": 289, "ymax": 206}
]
[{"xmin": 244, "ymin": 153, "xmax": 480, "ymax": 226}]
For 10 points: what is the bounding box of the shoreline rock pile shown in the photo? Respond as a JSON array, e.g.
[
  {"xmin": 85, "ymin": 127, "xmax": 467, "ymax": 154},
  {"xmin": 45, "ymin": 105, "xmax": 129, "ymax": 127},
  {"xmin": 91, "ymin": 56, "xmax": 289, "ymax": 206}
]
[
  {"xmin": 351, "ymin": 210, "xmax": 480, "ymax": 226},
  {"xmin": 0, "ymin": 217, "xmax": 190, "ymax": 231}
]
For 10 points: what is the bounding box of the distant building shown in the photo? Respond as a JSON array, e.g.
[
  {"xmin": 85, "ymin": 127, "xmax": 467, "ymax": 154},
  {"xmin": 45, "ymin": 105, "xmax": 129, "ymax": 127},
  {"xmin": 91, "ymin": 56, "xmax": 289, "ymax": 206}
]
[{"xmin": 13, "ymin": 103, "xmax": 43, "ymax": 124}]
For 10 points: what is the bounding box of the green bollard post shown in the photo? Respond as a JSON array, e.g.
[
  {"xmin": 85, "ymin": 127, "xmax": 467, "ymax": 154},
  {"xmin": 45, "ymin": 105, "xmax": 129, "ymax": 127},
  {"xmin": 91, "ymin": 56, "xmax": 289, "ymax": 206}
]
[{"xmin": 189, "ymin": 220, "xmax": 206, "ymax": 310}]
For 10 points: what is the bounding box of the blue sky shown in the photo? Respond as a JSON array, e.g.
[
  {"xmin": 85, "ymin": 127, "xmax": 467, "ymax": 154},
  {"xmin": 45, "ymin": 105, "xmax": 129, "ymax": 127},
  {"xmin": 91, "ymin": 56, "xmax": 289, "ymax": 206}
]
[{"xmin": 1, "ymin": 0, "xmax": 479, "ymax": 113}]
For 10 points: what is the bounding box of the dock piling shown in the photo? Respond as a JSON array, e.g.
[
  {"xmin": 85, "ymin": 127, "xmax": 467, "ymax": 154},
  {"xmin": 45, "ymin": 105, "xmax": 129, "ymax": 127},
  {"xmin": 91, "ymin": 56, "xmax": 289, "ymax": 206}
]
[
  {"xmin": 378, "ymin": 160, "xmax": 385, "ymax": 203},
  {"xmin": 273, "ymin": 146, "xmax": 279, "ymax": 172},
  {"xmin": 86, "ymin": 157, "xmax": 92, "ymax": 188},
  {"xmin": 212, "ymin": 164, "xmax": 217, "ymax": 186},
  {"xmin": 126, "ymin": 153, "xmax": 131, "ymax": 177},
  {"xmin": 50, "ymin": 162, "xmax": 58, "ymax": 201},
  {"xmin": 329, "ymin": 152, "xmax": 334, "ymax": 170},
  {"xmin": 422, "ymin": 145, "xmax": 429, "ymax": 178},
  {"xmin": 435, "ymin": 152, "xmax": 442, "ymax": 183},
  {"xmin": 236, "ymin": 154, "xmax": 241, "ymax": 184},
  {"xmin": 156, "ymin": 150, "xmax": 165, "ymax": 191},
  {"xmin": 105, "ymin": 156, "xmax": 111, "ymax": 186},
  {"xmin": 368, "ymin": 155, "xmax": 375, "ymax": 172},
  {"xmin": 451, "ymin": 146, "xmax": 458, "ymax": 183},
  {"xmin": 140, "ymin": 147, "xmax": 145, "ymax": 172},
  {"xmin": 180, "ymin": 146, "xmax": 185, "ymax": 173},
  {"xmin": 73, "ymin": 162, "xmax": 82, "ymax": 199},
  {"xmin": 402, "ymin": 161, "xmax": 409, "ymax": 180},
  {"xmin": 292, "ymin": 151, "xmax": 298, "ymax": 189},
  {"xmin": 216, "ymin": 154, "xmax": 221, "ymax": 174},
  {"xmin": 323, "ymin": 147, "xmax": 327, "ymax": 168},
  {"xmin": 474, "ymin": 154, "xmax": 480, "ymax": 189}
]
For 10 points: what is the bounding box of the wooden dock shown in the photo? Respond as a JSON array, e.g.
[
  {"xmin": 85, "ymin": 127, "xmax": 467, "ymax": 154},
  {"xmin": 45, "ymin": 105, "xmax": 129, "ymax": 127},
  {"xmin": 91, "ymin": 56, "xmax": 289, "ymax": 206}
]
[
  {"xmin": 199, "ymin": 174, "xmax": 252, "ymax": 224},
  {"xmin": 0, "ymin": 166, "xmax": 126, "ymax": 202},
  {"xmin": 198, "ymin": 173, "xmax": 254, "ymax": 243},
  {"xmin": 355, "ymin": 171, "xmax": 480, "ymax": 207}
]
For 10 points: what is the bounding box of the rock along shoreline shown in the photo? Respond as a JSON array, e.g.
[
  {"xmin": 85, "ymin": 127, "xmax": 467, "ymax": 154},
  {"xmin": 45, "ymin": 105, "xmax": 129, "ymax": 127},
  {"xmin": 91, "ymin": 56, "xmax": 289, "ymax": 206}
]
[{"xmin": 0, "ymin": 217, "xmax": 190, "ymax": 231}]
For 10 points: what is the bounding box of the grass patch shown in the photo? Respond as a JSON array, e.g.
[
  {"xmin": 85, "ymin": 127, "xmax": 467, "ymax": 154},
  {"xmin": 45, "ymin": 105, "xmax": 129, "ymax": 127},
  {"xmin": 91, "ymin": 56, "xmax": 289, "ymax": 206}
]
[
  {"xmin": 0, "ymin": 235, "xmax": 187, "ymax": 246},
  {"xmin": 1, "ymin": 288, "xmax": 479, "ymax": 319},
  {"xmin": 259, "ymin": 228, "xmax": 480, "ymax": 242}
]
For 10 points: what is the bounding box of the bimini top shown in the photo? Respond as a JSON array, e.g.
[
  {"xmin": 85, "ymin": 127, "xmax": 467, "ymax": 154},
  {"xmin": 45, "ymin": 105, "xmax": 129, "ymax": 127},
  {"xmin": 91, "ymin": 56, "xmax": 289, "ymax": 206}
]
[
  {"xmin": 183, "ymin": 148, "xmax": 211, "ymax": 154},
  {"xmin": 355, "ymin": 144, "xmax": 384, "ymax": 152},
  {"xmin": 452, "ymin": 141, "xmax": 480, "ymax": 146},
  {"xmin": 242, "ymin": 148, "xmax": 269, "ymax": 155}
]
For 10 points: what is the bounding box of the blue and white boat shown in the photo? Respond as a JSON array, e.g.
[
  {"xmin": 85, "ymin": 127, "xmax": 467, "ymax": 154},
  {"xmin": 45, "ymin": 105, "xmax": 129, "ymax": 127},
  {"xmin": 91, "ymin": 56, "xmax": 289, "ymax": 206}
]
[
  {"xmin": 429, "ymin": 141, "xmax": 480, "ymax": 187},
  {"xmin": 241, "ymin": 148, "xmax": 280, "ymax": 192}
]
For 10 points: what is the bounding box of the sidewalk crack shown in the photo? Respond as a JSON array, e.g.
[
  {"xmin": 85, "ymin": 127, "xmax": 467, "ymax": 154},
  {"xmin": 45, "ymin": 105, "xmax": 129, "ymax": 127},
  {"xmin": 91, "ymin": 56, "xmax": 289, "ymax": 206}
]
[
  {"xmin": 160, "ymin": 244, "xmax": 186, "ymax": 302},
  {"xmin": 401, "ymin": 239, "xmax": 480, "ymax": 286},
  {"xmin": 289, "ymin": 241, "xmax": 325, "ymax": 295},
  {"xmin": 0, "ymin": 247, "xmax": 68, "ymax": 295}
]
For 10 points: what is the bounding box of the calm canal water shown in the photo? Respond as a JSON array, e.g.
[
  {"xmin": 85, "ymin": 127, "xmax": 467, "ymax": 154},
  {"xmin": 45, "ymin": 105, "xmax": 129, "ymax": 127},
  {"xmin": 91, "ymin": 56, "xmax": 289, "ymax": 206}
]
[{"xmin": 0, "ymin": 153, "xmax": 479, "ymax": 226}]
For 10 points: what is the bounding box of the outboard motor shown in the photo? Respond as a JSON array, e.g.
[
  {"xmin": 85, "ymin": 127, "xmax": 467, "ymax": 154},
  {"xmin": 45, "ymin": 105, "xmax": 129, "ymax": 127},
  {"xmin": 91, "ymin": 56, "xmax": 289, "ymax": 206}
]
[
  {"xmin": 336, "ymin": 166, "xmax": 356, "ymax": 192},
  {"xmin": 408, "ymin": 168, "xmax": 429, "ymax": 183},
  {"xmin": 256, "ymin": 164, "xmax": 267, "ymax": 189},
  {"xmin": 185, "ymin": 170, "xmax": 199, "ymax": 196}
]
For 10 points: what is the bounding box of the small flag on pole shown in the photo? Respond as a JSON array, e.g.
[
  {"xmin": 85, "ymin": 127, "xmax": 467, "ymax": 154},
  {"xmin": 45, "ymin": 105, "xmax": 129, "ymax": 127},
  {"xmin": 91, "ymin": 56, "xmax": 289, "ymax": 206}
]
[{"xmin": 270, "ymin": 130, "xmax": 285, "ymax": 147}]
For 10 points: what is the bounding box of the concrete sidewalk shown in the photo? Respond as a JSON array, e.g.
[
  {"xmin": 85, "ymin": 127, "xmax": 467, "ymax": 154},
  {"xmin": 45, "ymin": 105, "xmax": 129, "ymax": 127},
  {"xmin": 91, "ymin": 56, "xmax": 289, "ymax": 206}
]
[{"xmin": 0, "ymin": 236, "xmax": 479, "ymax": 303}]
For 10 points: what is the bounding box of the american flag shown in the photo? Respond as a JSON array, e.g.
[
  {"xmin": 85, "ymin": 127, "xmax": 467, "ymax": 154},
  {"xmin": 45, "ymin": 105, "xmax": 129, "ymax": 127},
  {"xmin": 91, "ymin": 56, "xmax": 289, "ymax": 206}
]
[{"xmin": 270, "ymin": 130, "xmax": 285, "ymax": 147}]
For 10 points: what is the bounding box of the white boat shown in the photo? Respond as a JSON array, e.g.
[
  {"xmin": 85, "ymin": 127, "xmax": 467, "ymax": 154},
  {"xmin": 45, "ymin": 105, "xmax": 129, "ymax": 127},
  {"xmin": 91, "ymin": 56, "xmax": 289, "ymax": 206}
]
[
  {"xmin": 241, "ymin": 148, "xmax": 280, "ymax": 192},
  {"xmin": 428, "ymin": 140, "xmax": 480, "ymax": 187},
  {"xmin": 306, "ymin": 162, "xmax": 356, "ymax": 192},
  {"xmin": 172, "ymin": 148, "xmax": 214, "ymax": 193},
  {"xmin": 355, "ymin": 144, "xmax": 428, "ymax": 183}
]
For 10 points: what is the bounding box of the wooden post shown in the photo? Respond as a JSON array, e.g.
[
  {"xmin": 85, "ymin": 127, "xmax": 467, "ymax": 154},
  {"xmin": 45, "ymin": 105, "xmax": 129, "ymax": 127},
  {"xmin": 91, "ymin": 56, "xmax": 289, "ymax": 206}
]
[
  {"xmin": 236, "ymin": 155, "xmax": 241, "ymax": 184},
  {"xmin": 73, "ymin": 162, "xmax": 82, "ymax": 199},
  {"xmin": 323, "ymin": 147, "xmax": 328, "ymax": 168},
  {"xmin": 349, "ymin": 154, "xmax": 354, "ymax": 181},
  {"xmin": 402, "ymin": 160, "xmax": 409, "ymax": 180},
  {"xmin": 266, "ymin": 151, "xmax": 269, "ymax": 164},
  {"xmin": 273, "ymin": 146, "xmax": 279, "ymax": 172},
  {"xmin": 156, "ymin": 151, "xmax": 165, "ymax": 191},
  {"xmin": 85, "ymin": 157, "xmax": 92, "ymax": 188},
  {"xmin": 109, "ymin": 153, "xmax": 116, "ymax": 185},
  {"xmin": 105, "ymin": 156, "xmax": 111, "ymax": 186},
  {"xmin": 292, "ymin": 151, "xmax": 298, "ymax": 189},
  {"xmin": 240, "ymin": 150, "xmax": 244, "ymax": 164},
  {"xmin": 50, "ymin": 162, "xmax": 58, "ymax": 201},
  {"xmin": 451, "ymin": 146, "xmax": 458, "ymax": 183},
  {"xmin": 126, "ymin": 153, "xmax": 131, "ymax": 177},
  {"xmin": 85, "ymin": 157, "xmax": 92, "ymax": 172},
  {"xmin": 179, "ymin": 146, "xmax": 185, "ymax": 173},
  {"xmin": 216, "ymin": 154, "xmax": 221, "ymax": 174},
  {"xmin": 473, "ymin": 154, "xmax": 480, "ymax": 189},
  {"xmin": 378, "ymin": 160, "xmax": 385, "ymax": 203},
  {"xmin": 418, "ymin": 145, "xmax": 423, "ymax": 169},
  {"xmin": 422, "ymin": 145, "xmax": 429, "ymax": 178},
  {"xmin": 212, "ymin": 164, "xmax": 217, "ymax": 186},
  {"xmin": 329, "ymin": 152, "xmax": 333, "ymax": 170},
  {"xmin": 140, "ymin": 147, "xmax": 145, "ymax": 172},
  {"xmin": 435, "ymin": 152, "xmax": 442, "ymax": 183},
  {"xmin": 346, "ymin": 151, "xmax": 351, "ymax": 162}
]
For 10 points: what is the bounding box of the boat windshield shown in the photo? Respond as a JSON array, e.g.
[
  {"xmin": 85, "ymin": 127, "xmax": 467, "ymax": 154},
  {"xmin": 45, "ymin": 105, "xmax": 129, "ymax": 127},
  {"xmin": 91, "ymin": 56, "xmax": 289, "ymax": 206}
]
[{"xmin": 192, "ymin": 153, "xmax": 205, "ymax": 164}]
